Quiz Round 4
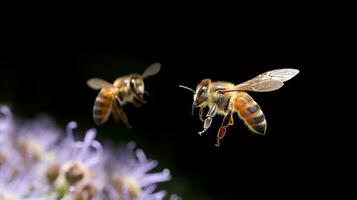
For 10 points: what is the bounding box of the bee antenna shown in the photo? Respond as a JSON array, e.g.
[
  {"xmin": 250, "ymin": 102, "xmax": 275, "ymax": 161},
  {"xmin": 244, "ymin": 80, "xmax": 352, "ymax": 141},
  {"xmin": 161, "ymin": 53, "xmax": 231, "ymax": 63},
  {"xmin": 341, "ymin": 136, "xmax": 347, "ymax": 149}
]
[{"xmin": 179, "ymin": 85, "xmax": 195, "ymax": 93}]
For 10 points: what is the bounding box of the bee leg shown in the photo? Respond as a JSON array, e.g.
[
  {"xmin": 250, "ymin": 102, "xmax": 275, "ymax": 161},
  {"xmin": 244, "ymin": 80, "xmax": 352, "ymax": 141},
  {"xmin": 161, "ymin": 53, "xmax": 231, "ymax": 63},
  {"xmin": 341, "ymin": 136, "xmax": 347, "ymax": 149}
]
[
  {"xmin": 120, "ymin": 111, "xmax": 132, "ymax": 129},
  {"xmin": 215, "ymin": 111, "xmax": 232, "ymax": 147},
  {"xmin": 114, "ymin": 97, "xmax": 132, "ymax": 129},
  {"xmin": 132, "ymin": 98, "xmax": 143, "ymax": 108},
  {"xmin": 198, "ymin": 104, "xmax": 217, "ymax": 136},
  {"xmin": 135, "ymin": 96, "xmax": 147, "ymax": 105},
  {"xmin": 229, "ymin": 112, "xmax": 234, "ymax": 125},
  {"xmin": 112, "ymin": 108, "xmax": 121, "ymax": 123},
  {"xmin": 199, "ymin": 107, "xmax": 204, "ymax": 122},
  {"xmin": 112, "ymin": 100, "xmax": 122, "ymax": 123}
]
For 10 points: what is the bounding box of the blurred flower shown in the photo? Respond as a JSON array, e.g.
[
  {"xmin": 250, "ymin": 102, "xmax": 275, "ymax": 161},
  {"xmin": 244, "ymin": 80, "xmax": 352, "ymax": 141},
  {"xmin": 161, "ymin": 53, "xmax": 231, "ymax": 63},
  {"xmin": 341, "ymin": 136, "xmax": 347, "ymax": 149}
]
[
  {"xmin": 169, "ymin": 194, "xmax": 182, "ymax": 200},
  {"xmin": 0, "ymin": 158, "xmax": 54, "ymax": 200},
  {"xmin": 50, "ymin": 122, "xmax": 105, "ymax": 200},
  {"xmin": 0, "ymin": 105, "xmax": 178, "ymax": 200},
  {"xmin": 0, "ymin": 105, "xmax": 14, "ymax": 144},
  {"xmin": 107, "ymin": 142, "xmax": 171, "ymax": 200},
  {"xmin": 14, "ymin": 116, "xmax": 60, "ymax": 164},
  {"xmin": 0, "ymin": 106, "xmax": 22, "ymax": 169}
]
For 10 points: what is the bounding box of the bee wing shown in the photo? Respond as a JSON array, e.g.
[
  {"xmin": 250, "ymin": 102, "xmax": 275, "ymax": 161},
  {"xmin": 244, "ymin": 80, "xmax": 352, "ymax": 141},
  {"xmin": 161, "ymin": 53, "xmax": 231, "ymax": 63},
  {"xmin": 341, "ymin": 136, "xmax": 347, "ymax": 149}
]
[
  {"xmin": 142, "ymin": 63, "xmax": 161, "ymax": 78},
  {"xmin": 225, "ymin": 69, "xmax": 299, "ymax": 92},
  {"xmin": 87, "ymin": 78, "xmax": 113, "ymax": 90},
  {"xmin": 263, "ymin": 68, "xmax": 300, "ymax": 82}
]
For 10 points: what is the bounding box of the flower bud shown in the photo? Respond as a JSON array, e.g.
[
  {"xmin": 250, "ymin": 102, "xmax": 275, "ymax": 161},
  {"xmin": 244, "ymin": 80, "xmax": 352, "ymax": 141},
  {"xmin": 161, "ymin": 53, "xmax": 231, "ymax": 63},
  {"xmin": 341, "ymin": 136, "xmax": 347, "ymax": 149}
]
[
  {"xmin": 65, "ymin": 163, "xmax": 84, "ymax": 185},
  {"xmin": 0, "ymin": 152, "xmax": 6, "ymax": 165},
  {"xmin": 46, "ymin": 163, "xmax": 60, "ymax": 184},
  {"xmin": 74, "ymin": 183, "xmax": 97, "ymax": 200}
]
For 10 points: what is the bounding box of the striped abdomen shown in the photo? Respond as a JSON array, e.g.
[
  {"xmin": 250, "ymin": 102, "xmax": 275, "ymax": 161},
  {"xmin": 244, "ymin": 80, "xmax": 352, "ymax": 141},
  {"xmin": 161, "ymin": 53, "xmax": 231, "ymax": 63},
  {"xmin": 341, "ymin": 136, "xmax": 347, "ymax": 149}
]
[
  {"xmin": 93, "ymin": 88, "xmax": 114, "ymax": 125},
  {"xmin": 233, "ymin": 92, "xmax": 267, "ymax": 135}
]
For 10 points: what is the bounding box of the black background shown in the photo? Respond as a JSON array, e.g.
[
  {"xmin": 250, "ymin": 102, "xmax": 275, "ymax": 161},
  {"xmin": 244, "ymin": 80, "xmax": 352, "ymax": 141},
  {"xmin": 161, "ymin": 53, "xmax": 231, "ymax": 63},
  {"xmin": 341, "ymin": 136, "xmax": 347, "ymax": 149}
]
[{"xmin": 0, "ymin": 31, "xmax": 318, "ymax": 199}]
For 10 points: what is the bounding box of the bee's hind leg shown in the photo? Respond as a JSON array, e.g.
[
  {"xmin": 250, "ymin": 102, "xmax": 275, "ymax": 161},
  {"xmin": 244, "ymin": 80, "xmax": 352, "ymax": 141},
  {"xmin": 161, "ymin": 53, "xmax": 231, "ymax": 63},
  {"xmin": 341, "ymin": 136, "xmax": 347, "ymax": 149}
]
[
  {"xmin": 215, "ymin": 111, "xmax": 233, "ymax": 147},
  {"xmin": 198, "ymin": 104, "xmax": 217, "ymax": 136}
]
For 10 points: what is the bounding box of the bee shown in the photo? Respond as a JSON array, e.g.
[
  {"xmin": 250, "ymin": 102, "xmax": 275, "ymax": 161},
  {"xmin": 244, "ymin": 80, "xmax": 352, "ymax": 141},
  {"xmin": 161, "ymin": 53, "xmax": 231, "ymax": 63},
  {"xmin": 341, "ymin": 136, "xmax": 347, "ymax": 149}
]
[
  {"xmin": 179, "ymin": 68, "xmax": 299, "ymax": 147},
  {"xmin": 87, "ymin": 63, "xmax": 161, "ymax": 127}
]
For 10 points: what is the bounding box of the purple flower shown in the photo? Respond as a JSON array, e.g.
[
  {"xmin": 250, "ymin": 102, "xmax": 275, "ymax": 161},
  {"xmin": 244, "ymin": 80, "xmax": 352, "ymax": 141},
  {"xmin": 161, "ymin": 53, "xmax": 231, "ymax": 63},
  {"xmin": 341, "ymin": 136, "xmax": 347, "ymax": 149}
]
[
  {"xmin": 0, "ymin": 162, "xmax": 55, "ymax": 200},
  {"xmin": 47, "ymin": 122, "xmax": 105, "ymax": 200},
  {"xmin": 169, "ymin": 194, "xmax": 182, "ymax": 200},
  {"xmin": 0, "ymin": 105, "xmax": 14, "ymax": 144},
  {"xmin": 0, "ymin": 106, "xmax": 24, "ymax": 171},
  {"xmin": 107, "ymin": 142, "xmax": 171, "ymax": 200},
  {"xmin": 0, "ymin": 105, "xmax": 180, "ymax": 200},
  {"xmin": 14, "ymin": 116, "xmax": 60, "ymax": 163}
]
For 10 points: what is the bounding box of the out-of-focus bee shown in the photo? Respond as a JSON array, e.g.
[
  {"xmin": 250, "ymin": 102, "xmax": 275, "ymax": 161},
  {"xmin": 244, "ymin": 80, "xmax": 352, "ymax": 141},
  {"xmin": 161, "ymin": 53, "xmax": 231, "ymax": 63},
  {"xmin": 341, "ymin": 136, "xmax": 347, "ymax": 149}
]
[
  {"xmin": 87, "ymin": 63, "xmax": 161, "ymax": 127},
  {"xmin": 179, "ymin": 68, "xmax": 299, "ymax": 147}
]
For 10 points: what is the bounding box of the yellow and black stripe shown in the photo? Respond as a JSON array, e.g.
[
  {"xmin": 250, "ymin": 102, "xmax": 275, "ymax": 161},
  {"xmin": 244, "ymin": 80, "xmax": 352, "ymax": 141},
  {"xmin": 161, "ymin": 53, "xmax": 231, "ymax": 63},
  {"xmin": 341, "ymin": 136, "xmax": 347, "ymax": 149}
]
[
  {"xmin": 93, "ymin": 88, "xmax": 114, "ymax": 125},
  {"xmin": 234, "ymin": 92, "xmax": 267, "ymax": 135}
]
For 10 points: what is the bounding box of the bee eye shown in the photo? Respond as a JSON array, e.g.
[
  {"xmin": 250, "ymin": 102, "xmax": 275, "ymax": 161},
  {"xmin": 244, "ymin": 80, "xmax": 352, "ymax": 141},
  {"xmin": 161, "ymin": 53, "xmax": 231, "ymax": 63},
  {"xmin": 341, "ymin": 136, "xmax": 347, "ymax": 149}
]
[
  {"xmin": 198, "ymin": 86, "xmax": 207, "ymax": 97},
  {"xmin": 130, "ymin": 79, "xmax": 136, "ymax": 89}
]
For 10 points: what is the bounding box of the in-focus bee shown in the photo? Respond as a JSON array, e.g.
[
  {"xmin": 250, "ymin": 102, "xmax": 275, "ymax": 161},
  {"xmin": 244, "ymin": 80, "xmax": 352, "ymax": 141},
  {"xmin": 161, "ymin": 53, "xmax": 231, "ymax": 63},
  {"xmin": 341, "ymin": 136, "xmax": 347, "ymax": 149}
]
[
  {"xmin": 179, "ymin": 68, "xmax": 299, "ymax": 147},
  {"xmin": 87, "ymin": 63, "xmax": 161, "ymax": 127}
]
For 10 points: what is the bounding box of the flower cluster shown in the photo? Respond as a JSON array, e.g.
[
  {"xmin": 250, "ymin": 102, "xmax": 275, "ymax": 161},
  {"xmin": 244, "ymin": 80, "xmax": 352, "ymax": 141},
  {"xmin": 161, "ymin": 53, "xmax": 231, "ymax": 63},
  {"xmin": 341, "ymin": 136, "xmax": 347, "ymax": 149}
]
[{"xmin": 0, "ymin": 105, "xmax": 180, "ymax": 200}]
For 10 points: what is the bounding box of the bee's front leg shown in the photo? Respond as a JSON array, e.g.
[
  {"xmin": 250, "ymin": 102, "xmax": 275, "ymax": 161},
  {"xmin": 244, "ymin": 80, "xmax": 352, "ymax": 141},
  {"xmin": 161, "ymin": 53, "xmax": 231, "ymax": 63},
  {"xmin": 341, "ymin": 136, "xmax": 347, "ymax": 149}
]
[
  {"xmin": 215, "ymin": 110, "xmax": 233, "ymax": 147},
  {"xmin": 199, "ymin": 107, "xmax": 205, "ymax": 122},
  {"xmin": 134, "ymin": 96, "xmax": 147, "ymax": 105},
  {"xmin": 198, "ymin": 104, "xmax": 217, "ymax": 136},
  {"xmin": 132, "ymin": 98, "xmax": 144, "ymax": 108}
]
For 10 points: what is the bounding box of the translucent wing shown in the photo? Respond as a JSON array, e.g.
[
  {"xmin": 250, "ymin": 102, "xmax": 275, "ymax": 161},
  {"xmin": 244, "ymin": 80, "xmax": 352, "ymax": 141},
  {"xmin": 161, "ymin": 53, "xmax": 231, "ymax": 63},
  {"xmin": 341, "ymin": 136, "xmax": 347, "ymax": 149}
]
[
  {"xmin": 142, "ymin": 63, "xmax": 161, "ymax": 78},
  {"xmin": 225, "ymin": 68, "xmax": 299, "ymax": 92},
  {"xmin": 264, "ymin": 68, "xmax": 300, "ymax": 82},
  {"xmin": 87, "ymin": 78, "xmax": 113, "ymax": 90}
]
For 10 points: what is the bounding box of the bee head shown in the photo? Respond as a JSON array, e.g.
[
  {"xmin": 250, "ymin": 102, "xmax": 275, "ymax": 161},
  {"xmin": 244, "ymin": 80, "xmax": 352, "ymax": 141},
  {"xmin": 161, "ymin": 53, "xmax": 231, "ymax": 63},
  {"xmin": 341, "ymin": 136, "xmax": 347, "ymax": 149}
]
[
  {"xmin": 178, "ymin": 79, "xmax": 211, "ymax": 116},
  {"xmin": 193, "ymin": 79, "xmax": 211, "ymax": 108},
  {"xmin": 129, "ymin": 74, "xmax": 145, "ymax": 98}
]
